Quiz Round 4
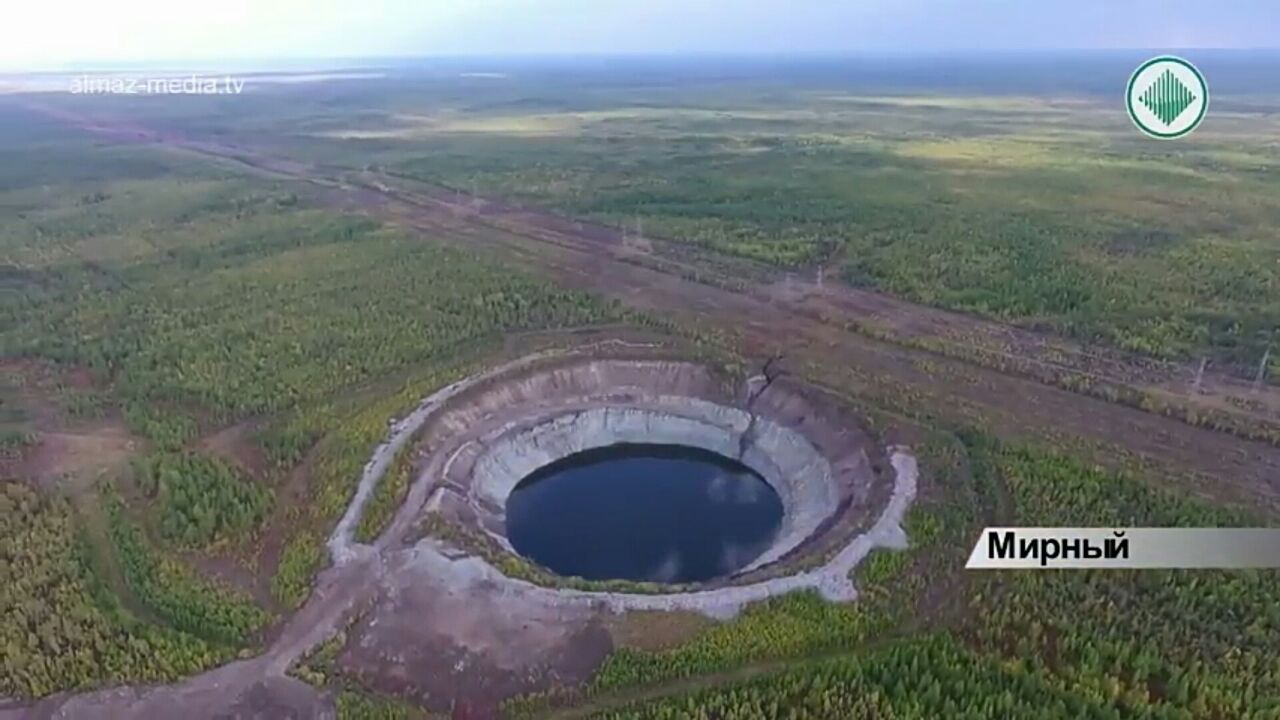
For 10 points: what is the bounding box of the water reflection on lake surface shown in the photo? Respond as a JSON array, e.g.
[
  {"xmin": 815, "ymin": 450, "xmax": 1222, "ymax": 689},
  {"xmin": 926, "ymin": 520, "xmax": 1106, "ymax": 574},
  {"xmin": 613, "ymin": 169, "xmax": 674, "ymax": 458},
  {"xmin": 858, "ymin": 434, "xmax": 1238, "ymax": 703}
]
[{"xmin": 505, "ymin": 443, "xmax": 783, "ymax": 583}]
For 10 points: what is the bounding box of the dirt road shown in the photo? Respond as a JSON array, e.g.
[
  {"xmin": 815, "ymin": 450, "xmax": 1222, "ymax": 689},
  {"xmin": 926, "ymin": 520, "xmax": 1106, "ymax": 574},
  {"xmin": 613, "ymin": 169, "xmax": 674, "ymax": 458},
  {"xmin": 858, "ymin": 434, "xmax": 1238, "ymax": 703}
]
[
  {"xmin": 315, "ymin": 177, "xmax": 1280, "ymax": 511},
  {"xmin": 6, "ymin": 101, "xmax": 1280, "ymax": 718},
  {"xmin": 14, "ymin": 95, "xmax": 1280, "ymax": 509}
]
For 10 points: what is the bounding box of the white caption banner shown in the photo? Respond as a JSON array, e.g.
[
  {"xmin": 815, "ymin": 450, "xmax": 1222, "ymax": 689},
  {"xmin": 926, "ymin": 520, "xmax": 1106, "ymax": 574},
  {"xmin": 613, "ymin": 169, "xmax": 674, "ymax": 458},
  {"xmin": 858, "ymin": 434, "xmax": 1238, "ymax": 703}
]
[{"xmin": 966, "ymin": 527, "xmax": 1280, "ymax": 569}]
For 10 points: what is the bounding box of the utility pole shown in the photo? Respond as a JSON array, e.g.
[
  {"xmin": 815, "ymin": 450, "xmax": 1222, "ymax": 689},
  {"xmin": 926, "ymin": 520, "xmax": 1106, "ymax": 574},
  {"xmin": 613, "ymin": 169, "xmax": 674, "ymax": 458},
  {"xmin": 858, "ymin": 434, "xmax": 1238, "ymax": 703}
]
[
  {"xmin": 1192, "ymin": 356, "xmax": 1207, "ymax": 394},
  {"xmin": 1256, "ymin": 344, "xmax": 1272, "ymax": 393}
]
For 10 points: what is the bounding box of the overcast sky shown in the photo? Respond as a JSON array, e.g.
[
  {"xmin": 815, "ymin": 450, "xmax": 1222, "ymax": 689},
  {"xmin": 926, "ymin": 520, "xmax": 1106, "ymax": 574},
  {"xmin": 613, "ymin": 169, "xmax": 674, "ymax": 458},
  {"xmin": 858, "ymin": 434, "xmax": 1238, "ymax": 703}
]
[{"xmin": 3, "ymin": 0, "xmax": 1278, "ymax": 70}]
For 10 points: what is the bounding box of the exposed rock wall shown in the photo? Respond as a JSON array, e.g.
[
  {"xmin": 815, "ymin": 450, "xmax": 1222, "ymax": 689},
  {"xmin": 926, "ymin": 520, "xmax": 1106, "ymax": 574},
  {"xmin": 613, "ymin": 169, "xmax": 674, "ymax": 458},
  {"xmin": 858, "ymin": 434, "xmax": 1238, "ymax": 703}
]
[
  {"xmin": 401, "ymin": 352, "xmax": 884, "ymax": 580},
  {"xmin": 468, "ymin": 403, "xmax": 836, "ymax": 569}
]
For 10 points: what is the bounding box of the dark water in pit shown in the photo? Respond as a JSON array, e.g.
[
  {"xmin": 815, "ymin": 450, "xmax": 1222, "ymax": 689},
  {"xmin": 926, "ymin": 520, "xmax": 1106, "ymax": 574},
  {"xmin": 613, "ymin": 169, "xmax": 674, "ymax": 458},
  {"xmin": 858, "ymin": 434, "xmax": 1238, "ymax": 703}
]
[{"xmin": 505, "ymin": 443, "xmax": 783, "ymax": 584}]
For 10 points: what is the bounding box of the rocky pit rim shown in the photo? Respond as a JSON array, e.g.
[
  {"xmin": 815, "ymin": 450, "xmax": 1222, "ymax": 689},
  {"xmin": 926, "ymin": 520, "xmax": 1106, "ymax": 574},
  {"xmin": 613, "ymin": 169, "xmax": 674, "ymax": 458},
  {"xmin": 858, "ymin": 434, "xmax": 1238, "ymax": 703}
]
[{"xmin": 336, "ymin": 344, "xmax": 896, "ymax": 591}]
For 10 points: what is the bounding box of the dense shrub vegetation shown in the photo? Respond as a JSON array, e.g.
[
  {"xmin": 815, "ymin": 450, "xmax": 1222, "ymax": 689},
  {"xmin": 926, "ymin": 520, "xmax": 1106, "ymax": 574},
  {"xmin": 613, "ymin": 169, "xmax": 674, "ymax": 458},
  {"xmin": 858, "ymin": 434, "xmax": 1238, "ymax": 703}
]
[
  {"xmin": 0, "ymin": 131, "xmax": 618, "ymax": 448},
  {"xmin": 370, "ymin": 92, "xmax": 1280, "ymax": 370},
  {"xmin": 578, "ymin": 435, "xmax": 1280, "ymax": 719},
  {"xmin": 262, "ymin": 362, "xmax": 475, "ymax": 607},
  {"xmin": 7, "ymin": 207, "xmax": 614, "ymax": 445},
  {"xmin": 103, "ymin": 493, "xmax": 270, "ymax": 645},
  {"xmin": 965, "ymin": 438, "xmax": 1280, "ymax": 719},
  {"xmin": 335, "ymin": 689, "xmax": 424, "ymax": 720},
  {"xmin": 0, "ymin": 482, "xmax": 229, "ymax": 697},
  {"xmin": 593, "ymin": 591, "xmax": 886, "ymax": 691},
  {"xmin": 353, "ymin": 439, "xmax": 418, "ymax": 543},
  {"xmin": 600, "ymin": 635, "xmax": 1146, "ymax": 720},
  {"xmin": 0, "ymin": 118, "xmax": 623, "ymax": 625},
  {"xmin": 133, "ymin": 452, "xmax": 271, "ymax": 548}
]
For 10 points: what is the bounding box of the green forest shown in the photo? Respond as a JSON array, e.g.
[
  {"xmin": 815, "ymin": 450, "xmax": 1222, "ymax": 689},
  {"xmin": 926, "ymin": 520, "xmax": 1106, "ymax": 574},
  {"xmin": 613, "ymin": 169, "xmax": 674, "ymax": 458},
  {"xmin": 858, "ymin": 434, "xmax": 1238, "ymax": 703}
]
[
  {"xmin": 133, "ymin": 452, "xmax": 271, "ymax": 548},
  {"xmin": 353, "ymin": 92, "xmax": 1280, "ymax": 371},
  {"xmin": 2, "ymin": 70, "xmax": 1278, "ymax": 719},
  {"xmin": 4, "ymin": 188, "xmax": 615, "ymax": 446},
  {"xmin": 0, "ymin": 483, "xmax": 232, "ymax": 697},
  {"xmin": 0, "ymin": 114, "xmax": 624, "ymax": 699},
  {"xmin": 552, "ymin": 435, "xmax": 1280, "ymax": 720}
]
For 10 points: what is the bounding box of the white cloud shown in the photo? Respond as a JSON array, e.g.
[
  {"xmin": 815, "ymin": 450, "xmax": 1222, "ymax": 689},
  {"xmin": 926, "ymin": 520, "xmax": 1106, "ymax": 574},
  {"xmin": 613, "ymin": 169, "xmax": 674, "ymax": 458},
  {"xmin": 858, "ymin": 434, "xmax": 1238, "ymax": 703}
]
[
  {"xmin": 2, "ymin": 1, "xmax": 1275, "ymax": 71},
  {"xmin": 647, "ymin": 551, "xmax": 683, "ymax": 582}
]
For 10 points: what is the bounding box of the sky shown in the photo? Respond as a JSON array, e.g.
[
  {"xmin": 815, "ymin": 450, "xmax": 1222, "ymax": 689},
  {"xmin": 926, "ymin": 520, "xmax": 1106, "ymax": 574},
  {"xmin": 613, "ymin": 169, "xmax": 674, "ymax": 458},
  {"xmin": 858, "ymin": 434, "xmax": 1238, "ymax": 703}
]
[{"xmin": 2, "ymin": 0, "xmax": 1278, "ymax": 70}]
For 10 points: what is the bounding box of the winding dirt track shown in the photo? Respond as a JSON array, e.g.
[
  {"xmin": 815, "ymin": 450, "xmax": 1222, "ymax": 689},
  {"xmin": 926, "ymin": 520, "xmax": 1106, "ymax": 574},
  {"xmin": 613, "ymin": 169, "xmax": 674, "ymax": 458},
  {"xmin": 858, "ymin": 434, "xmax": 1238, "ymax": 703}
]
[
  {"xmin": 16, "ymin": 99, "xmax": 1280, "ymax": 504},
  {"xmin": 6, "ymin": 101, "xmax": 1280, "ymax": 719}
]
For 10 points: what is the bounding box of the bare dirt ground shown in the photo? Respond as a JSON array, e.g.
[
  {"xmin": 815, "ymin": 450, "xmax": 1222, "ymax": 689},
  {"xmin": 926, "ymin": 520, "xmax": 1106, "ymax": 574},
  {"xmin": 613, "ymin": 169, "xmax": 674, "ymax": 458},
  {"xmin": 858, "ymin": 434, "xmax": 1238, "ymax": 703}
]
[
  {"xmin": 0, "ymin": 361, "xmax": 140, "ymax": 491},
  {"xmin": 198, "ymin": 419, "xmax": 272, "ymax": 480},
  {"xmin": 340, "ymin": 553, "xmax": 614, "ymax": 716},
  {"xmin": 15, "ymin": 429, "xmax": 137, "ymax": 488}
]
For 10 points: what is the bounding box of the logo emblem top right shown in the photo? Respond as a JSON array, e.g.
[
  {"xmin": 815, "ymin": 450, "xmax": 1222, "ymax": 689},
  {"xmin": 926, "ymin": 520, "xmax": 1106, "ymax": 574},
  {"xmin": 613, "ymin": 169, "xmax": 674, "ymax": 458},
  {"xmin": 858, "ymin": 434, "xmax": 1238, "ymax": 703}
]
[{"xmin": 1126, "ymin": 56, "xmax": 1209, "ymax": 139}]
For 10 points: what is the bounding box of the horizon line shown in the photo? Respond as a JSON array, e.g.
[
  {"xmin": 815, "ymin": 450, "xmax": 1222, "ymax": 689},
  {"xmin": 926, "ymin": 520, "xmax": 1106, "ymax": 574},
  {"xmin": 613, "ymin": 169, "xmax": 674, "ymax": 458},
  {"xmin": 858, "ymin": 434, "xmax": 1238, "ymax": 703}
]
[{"xmin": 6, "ymin": 47, "xmax": 1280, "ymax": 75}]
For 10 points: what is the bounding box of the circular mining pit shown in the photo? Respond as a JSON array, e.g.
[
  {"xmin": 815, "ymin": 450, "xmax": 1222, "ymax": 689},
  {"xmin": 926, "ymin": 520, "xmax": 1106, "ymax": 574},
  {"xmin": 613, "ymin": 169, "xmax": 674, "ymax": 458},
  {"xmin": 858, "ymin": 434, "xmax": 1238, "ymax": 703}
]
[
  {"xmin": 406, "ymin": 347, "xmax": 891, "ymax": 587},
  {"xmin": 313, "ymin": 341, "xmax": 916, "ymax": 712}
]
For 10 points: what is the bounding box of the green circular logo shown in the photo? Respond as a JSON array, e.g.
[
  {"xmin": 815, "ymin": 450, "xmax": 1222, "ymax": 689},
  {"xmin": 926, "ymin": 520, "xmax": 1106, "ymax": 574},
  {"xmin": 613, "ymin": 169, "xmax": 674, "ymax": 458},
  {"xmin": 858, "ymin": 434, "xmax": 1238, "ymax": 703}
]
[{"xmin": 1126, "ymin": 56, "xmax": 1209, "ymax": 139}]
